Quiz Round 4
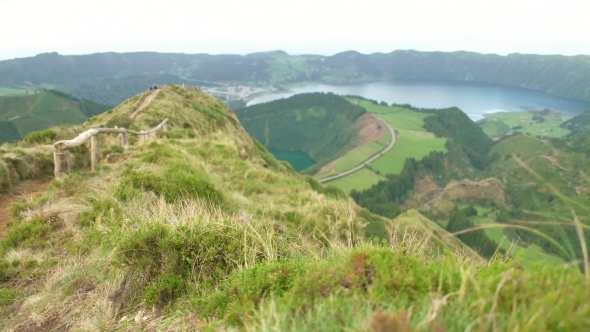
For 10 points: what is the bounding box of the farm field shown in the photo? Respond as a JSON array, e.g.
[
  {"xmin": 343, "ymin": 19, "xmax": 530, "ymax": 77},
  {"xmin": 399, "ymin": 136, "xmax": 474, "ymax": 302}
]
[
  {"xmin": 363, "ymin": 102, "xmax": 447, "ymax": 175},
  {"xmin": 478, "ymin": 111, "xmax": 571, "ymax": 139},
  {"xmin": 325, "ymin": 101, "xmax": 447, "ymax": 193},
  {"xmin": 327, "ymin": 167, "xmax": 385, "ymax": 193}
]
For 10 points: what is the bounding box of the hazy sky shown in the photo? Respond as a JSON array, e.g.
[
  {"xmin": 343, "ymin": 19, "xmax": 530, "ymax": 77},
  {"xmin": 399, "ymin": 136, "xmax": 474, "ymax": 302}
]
[{"xmin": 1, "ymin": 0, "xmax": 588, "ymax": 60}]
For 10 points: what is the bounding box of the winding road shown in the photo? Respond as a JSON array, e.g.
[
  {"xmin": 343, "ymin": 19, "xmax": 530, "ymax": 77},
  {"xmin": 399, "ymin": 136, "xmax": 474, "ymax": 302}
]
[{"xmin": 319, "ymin": 115, "xmax": 396, "ymax": 183}]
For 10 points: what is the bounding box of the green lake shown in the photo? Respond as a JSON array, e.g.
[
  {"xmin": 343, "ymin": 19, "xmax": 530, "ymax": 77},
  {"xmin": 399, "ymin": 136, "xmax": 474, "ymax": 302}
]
[{"xmin": 270, "ymin": 150, "xmax": 315, "ymax": 172}]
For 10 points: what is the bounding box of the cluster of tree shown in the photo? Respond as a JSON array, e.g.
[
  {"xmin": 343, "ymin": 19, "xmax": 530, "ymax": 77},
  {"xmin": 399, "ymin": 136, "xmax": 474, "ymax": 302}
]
[
  {"xmin": 424, "ymin": 108, "xmax": 498, "ymax": 170},
  {"xmin": 446, "ymin": 206, "xmax": 502, "ymax": 258},
  {"xmin": 351, "ymin": 152, "xmax": 448, "ymax": 218},
  {"xmin": 235, "ymin": 93, "xmax": 366, "ymax": 172}
]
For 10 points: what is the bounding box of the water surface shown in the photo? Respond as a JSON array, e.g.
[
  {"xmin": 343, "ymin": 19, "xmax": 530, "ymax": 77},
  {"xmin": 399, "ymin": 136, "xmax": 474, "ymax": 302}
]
[
  {"xmin": 248, "ymin": 80, "xmax": 590, "ymax": 121},
  {"xmin": 270, "ymin": 150, "xmax": 315, "ymax": 172}
]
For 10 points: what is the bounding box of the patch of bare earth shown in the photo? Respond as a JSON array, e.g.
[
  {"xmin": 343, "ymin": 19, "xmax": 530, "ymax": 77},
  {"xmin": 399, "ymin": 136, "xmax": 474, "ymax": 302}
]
[
  {"xmin": 355, "ymin": 113, "xmax": 387, "ymax": 147},
  {"xmin": 130, "ymin": 90, "xmax": 159, "ymax": 120},
  {"xmin": 16, "ymin": 312, "xmax": 68, "ymax": 332},
  {"xmin": 315, "ymin": 113, "xmax": 386, "ymax": 177},
  {"xmin": 0, "ymin": 179, "xmax": 51, "ymax": 237},
  {"xmin": 404, "ymin": 176, "xmax": 441, "ymax": 208}
]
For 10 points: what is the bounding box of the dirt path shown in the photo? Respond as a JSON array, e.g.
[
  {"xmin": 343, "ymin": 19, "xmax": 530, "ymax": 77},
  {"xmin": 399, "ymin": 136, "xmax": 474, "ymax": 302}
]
[
  {"xmin": 0, "ymin": 179, "xmax": 52, "ymax": 237},
  {"xmin": 130, "ymin": 91, "xmax": 159, "ymax": 120}
]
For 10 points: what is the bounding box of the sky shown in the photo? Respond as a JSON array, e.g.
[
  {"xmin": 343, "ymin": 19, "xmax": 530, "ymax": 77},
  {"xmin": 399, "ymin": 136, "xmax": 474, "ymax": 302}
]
[{"xmin": 1, "ymin": 0, "xmax": 589, "ymax": 60}]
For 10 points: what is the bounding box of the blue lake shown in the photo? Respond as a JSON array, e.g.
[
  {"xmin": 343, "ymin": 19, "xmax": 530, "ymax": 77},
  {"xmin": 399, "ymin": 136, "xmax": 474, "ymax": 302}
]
[{"xmin": 248, "ymin": 80, "xmax": 590, "ymax": 121}]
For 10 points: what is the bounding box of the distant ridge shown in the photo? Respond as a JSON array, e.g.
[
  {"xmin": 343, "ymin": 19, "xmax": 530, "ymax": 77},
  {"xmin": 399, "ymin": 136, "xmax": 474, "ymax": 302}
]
[{"xmin": 1, "ymin": 50, "xmax": 590, "ymax": 105}]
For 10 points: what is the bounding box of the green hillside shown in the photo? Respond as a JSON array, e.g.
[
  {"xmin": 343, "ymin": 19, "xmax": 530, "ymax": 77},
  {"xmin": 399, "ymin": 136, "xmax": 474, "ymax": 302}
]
[
  {"xmin": 235, "ymin": 93, "xmax": 366, "ymax": 172},
  {"xmin": 1, "ymin": 86, "xmax": 589, "ymax": 330},
  {"xmin": 0, "ymin": 90, "xmax": 110, "ymax": 144},
  {"xmin": 3, "ymin": 50, "xmax": 590, "ymax": 106},
  {"xmin": 561, "ymin": 109, "xmax": 590, "ymax": 134},
  {"xmin": 479, "ymin": 110, "xmax": 572, "ymax": 139}
]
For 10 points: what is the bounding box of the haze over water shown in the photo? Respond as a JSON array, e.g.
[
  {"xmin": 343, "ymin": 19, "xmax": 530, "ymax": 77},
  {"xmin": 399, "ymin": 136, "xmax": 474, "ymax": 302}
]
[{"xmin": 247, "ymin": 80, "xmax": 590, "ymax": 121}]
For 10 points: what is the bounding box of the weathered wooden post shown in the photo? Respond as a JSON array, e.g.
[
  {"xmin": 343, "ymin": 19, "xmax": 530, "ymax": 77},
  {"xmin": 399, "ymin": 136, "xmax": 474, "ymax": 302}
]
[
  {"xmin": 90, "ymin": 134, "xmax": 100, "ymax": 171},
  {"xmin": 53, "ymin": 150, "xmax": 69, "ymax": 178},
  {"xmin": 163, "ymin": 122, "xmax": 168, "ymax": 132},
  {"xmin": 120, "ymin": 132, "xmax": 129, "ymax": 150}
]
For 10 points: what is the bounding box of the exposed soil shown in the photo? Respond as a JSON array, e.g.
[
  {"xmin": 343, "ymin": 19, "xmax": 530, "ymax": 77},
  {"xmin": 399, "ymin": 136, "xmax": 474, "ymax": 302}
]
[
  {"xmin": 426, "ymin": 178, "xmax": 508, "ymax": 207},
  {"xmin": 130, "ymin": 90, "xmax": 159, "ymax": 120},
  {"xmin": 355, "ymin": 113, "xmax": 387, "ymax": 147},
  {"xmin": 0, "ymin": 179, "xmax": 52, "ymax": 237}
]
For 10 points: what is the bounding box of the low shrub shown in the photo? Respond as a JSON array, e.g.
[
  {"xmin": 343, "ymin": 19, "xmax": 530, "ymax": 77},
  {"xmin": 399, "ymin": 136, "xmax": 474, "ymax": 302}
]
[
  {"xmin": 1, "ymin": 217, "xmax": 52, "ymax": 251},
  {"xmin": 106, "ymin": 116, "xmax": 133, "ymax": 129},
  {"xmin": 119, "ymin": 167, "xmax": 224, "ymax": 205},
  {"xmin": 23, "ymin": 129, "xmax": 57, "ymax": 144}
]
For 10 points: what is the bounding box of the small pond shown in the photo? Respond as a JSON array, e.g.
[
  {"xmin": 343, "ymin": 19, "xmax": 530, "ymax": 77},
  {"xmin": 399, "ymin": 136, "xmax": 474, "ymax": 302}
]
[{"xmin": 270, "ymin": 150, "xmax": 315, "ymax": 172}]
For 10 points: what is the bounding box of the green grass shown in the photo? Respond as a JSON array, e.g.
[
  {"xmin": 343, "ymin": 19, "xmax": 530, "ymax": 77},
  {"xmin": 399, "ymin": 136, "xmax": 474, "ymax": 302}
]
[
  {"xmin": 479, "ymin": 111, "xmax": 571, "ymax": 139},
  {"xmin": 362, "ymin": 102, "xmax": 447, "ymax": 175},
  {"xmin": 471, "ymin": 215, "xmax": 565, "ymax": 266},
  {"xmin": 318, "ymin": 118, "xmax": 392, "ymax": 178},
  {"xmin": 2, "ymin": 85, "xmax": 590, "ymax": 331},
  {"xmin": 334, "ymin": 141, "xmax": 384, "ymax": 173},
  {"xmin": 0, "ymin": 87, "xmax": 29, "ymax": 95},
  {"xmin": 328, "ymin": 168, "xmax": 385, "ymax": 193}
]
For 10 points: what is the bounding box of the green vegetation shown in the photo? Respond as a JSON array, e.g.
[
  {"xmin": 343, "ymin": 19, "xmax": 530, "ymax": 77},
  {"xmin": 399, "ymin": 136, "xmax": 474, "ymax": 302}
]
[
  {"xmin": 0, "ymin": 90, "xmax": 110, "ymax": 144},
  {"xmin": 362, "ymin": 102, "xmax": 447, "ymax": 175},
  {"xmin": 328, "ymin": 168, "xmax": 386, "ymax": 193},
  {"xmin": 235, "ymin": 93, "xmax": 365, "ymax": 172},
  {"xmin": 479, "ymin": 110, "xmax": 571, "ymax": 139},
  {"xmin": 4, "ymin": 50, "xmax": 590, "ymax": 107},
  {"xmin": 1, "ymin": 86, "xmax": 590, "ymax": 331},
  {"xmin": 561, "ymin": 109, "xmax": 590, "ymax": 134}
]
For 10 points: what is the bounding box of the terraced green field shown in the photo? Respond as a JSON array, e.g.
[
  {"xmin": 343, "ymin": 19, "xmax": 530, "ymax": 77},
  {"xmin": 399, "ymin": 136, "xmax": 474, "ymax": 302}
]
[
  {"xmin": 326, "ymin": 102, "xmax": 447, "ymax": 193},
  {"xmin": 364, "ymin": 102, "xmax": 447, "ymax": 175}
]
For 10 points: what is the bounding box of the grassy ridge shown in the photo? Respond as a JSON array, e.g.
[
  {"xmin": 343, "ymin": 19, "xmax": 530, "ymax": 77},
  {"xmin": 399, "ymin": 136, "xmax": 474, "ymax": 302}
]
[{"xmin": 1, "ymin": 86, "xmax": 589, "ymax": 330}]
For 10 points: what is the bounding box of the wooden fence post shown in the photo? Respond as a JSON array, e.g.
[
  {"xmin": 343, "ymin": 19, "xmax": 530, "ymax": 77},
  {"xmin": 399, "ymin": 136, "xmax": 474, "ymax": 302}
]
[
  {"xmin": 53, "ymin": 150, "xmax": 69, "ymax": 178},
  {"xmin": 120, "ymin": 132, "xmax": 129, "ymax": 150},
  {"xmin": 90, "ymin": 134, "xmax": 100, "ymax": 171}
]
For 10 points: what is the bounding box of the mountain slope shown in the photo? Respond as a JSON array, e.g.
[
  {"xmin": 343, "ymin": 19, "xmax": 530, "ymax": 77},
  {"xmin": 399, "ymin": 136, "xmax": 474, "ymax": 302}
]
[
  {"xmin": 3, "ymin": 50, "xmax": 590, "ymax": 105},
  {"xmin": 0, "ymin": 86, "xmax": 588, "ymax": 331},
  {"xmin": 0, "ymin": 90, "xmax": 110, "ymax": 144},
  {"xmin": 235, "ymin": 93, "xmax": 366, "ymax": 172}
]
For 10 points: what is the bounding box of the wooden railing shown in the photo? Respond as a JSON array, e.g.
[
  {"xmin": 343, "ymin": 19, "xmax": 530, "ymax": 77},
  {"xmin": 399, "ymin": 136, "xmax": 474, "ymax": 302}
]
[{"xmin": 52, "ymin": 118, "xmax": 169, "ymax": 177}]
